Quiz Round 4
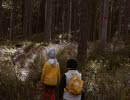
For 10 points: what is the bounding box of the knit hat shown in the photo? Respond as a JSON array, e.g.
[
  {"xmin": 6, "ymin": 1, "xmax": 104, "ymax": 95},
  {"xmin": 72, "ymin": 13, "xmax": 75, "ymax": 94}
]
[
  {"xmin": 47, "ymin": 49, "xmax": 56, "ymax": 58},
  {"xmin": 66, "ymin": 59, "xmax": 78, "ymax": 69}
]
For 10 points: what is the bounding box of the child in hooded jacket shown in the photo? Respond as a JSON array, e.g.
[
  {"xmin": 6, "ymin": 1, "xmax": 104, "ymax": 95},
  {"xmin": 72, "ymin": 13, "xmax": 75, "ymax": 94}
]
[{"xmin": 41, "ymin": 49, "xmax": 60, "ymax": 100}]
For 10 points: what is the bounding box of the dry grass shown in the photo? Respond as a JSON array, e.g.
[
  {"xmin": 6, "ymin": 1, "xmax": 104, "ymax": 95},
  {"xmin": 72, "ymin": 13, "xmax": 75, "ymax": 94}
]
[{"xmin": 0, "ymin": 41, "xmax": 130, "ymax": 100}]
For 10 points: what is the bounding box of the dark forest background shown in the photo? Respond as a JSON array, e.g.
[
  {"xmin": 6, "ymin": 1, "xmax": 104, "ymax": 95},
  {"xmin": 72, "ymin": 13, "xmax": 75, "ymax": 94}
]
[{"xmin": 0, "ymin": 0, "xmax": 130, "ymax": 62}]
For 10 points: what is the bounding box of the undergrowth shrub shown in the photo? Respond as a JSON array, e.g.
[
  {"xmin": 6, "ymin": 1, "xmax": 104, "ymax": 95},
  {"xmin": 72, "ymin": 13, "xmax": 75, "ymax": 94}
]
[
  {"xmin": 0, "ymin": 42, "xmax": 129, "ymax": 100},
  {"xmin": 0, "ymin": 61, "xmax": 35, "ymax": 100},
  {"xmin": 0, "ymin": 42, "xmax": 45, "ymax": 100},
  {"xmin": 88, "ymin": 42, "xmax": 130, "ymax": 72},
  {"xmin": 84, "ymin": 42, "xmax": 130, "ymax": 100},
  {"xmin": 57, "ymin": 44, "xmax": 77, "ymax": 75}
]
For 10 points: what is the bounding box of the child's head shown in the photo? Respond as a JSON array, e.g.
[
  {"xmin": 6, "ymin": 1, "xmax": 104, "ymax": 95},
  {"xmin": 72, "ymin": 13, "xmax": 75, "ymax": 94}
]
[
  {"xmin": 66, "ymin": 59, "xmax": 78, "ymax": 70},
  {"xmin": 47, "ymin": 49, "xmax": 56, "ymax": 59}
]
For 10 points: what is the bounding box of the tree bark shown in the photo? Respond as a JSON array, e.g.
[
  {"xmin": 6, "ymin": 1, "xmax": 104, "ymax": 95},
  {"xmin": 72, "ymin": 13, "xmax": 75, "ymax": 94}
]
[
  {"xmin": 28, "ymin": 0, "xmax": 32, "ymax": 36},
  {"xmin": 100, "ymin": 0, "xmax": 108, "ymax": 42},
  {"xmin": 37, "ymin": 0, "xmax": 46, "ymax": 33},
  {"xmin": 56, "ymin": 0, "xmax": 59, "ymax": 29},
  {"xmin": 62, "ymin": 7, "xmax": 65, "ymax": 43},
  {"xmin": 108, "ymin": 0, "xmax": 113, "ymax": 41},
  {"xmin": 23, "ymin": 0, "xmax": 28, "ymax": 38},
  {"xmin": 124, "ymin": 0, "xmax": 130, "ymax": 40},
  {"xmin": 23, "ymin": 0, "xmax": 32, "ymax": 39},
  {"xmin": 0, "ymin": 0, "xmax": 3, "ymax": 38},
  {"xmin": 36, "ymin": 0, "xmax": 41, "ymax": 33},
  {"xmin": 68, "ymin": 0, "xmax": 72, "ymax": 42},
  {"xmin": 65, "ymin": 0, "xmax": 72, "ymax": 42},
  {"xmin": 45, "ymin": 0, "xmax": 52, "ymax": 43},
  {"xmin": 10, "ymin": 0, "xmax": 17, "ymax": 41},
  {"xmin": 51, "ymin": 0, "xmax": 57, "ymax": 43},
  {"xmin": 71, "ymin": 0, "xmax": 80, "ymax": 42},
  {"xmin": 118, "ymin": 0, "xmax": 122, "ymax": 38},
  {"xmin": 77, "ymin": 0, "xmax": 88, "ymax": 64}
]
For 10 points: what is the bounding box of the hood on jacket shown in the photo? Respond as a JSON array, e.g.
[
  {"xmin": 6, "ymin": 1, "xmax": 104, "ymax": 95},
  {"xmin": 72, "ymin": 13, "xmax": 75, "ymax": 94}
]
[{"xmin": 48, "ymin": 58, "xmax": 58, "ymax": 67}]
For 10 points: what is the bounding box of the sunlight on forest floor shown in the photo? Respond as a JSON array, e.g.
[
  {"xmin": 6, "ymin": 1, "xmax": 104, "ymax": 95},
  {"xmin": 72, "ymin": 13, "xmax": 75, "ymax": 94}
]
[
  {"xmin": 0, "ymin": 41, "xmax": 130, "ymax": 100},
  {"xmin": 0, "ymin": 42, "xmax": 77, "ymax": 81}
]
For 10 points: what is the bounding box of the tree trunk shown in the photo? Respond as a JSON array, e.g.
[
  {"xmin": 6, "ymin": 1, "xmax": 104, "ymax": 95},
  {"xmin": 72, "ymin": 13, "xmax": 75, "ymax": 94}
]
[
  {"xmin": 100, "ymin": 0, "xmax": 108, "ymax": 42},
  {"xmin": 65, "ymin": 0, "xmax": 72, "ymax": 42},
  {"xmin": 51, "ymin": 0, "xmax": 57, "ymax": 43},
  {"xmin": 28, "ymin": 0, "xmax": 32, "ymax": 36},
  {"xmin": 37, "ymin": 0, "xmax": 46, "ymax": 33},
  {"xmin": 126, "ymin": 0, "xmax": 130, "ymax": 40},
  {"xmin": 108, "ymin": 0, "xmax": 113, "ymax": 41},
  {"xmin": 124, "ymin": 0, "xmax": 130, "ymax": 41},
  {"xmin": 118, "ymin": 0, "xmax": 122, "ymax": 39},
  {"xmin": 23, "ymin": 0, "xmax": 32, "ymax": 39},
  {"xmin": 77, "ymin": 0, "xmax": 88, "ymax": 64},
  {"xmin": 45, "ymin": 0, "xmax": 52, "ymax": 43},
  {"xmin": 68, "ymin": 0, "xmax": 72, "ymax": 42},
  {"xmin": 62, "ymin": 7, "xmax": 65, "ymax": 43},
  {"xmin": 56, "ymin": 0, "xmax": 59, "ymax": 29},
  {"xmin": 23, "ymin": 0, "xmax": 28, "ymax": 38},
  {"xmin": 36, "ymin": 0, "xmax": 41, "ymax": 33},
  {"xmin": 0, "ymin": 0, "xmax": 3, "ymax": 38},
  {"xmin": 92, "ymin": 0, "xmax": 98, "ymax": 42},
  {"xmin": 10, "ymin": 0, "xmax": 17, "ymax": 41},
  {"xmin": 71, "ymin": 0, "xmax": 80, "ymax": 42}
]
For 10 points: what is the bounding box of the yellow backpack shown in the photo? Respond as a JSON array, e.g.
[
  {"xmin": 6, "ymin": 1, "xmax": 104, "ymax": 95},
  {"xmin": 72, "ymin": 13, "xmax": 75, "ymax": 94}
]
[{"xmin": 64, "ymin": 73, "xmax": 84, "ymax": 95}]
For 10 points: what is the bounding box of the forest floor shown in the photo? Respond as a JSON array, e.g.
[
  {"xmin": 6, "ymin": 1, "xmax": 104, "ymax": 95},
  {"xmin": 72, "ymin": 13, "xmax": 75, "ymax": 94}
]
[{"xmin": 0, "ymin": 41, "xmax": 130, "ymax": 100}]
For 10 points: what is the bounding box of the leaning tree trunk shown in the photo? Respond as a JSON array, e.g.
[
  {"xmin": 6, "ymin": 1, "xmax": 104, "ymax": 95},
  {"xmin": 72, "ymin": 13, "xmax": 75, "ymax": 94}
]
[
  {"xmin": 77, "ymin": 0, "xmax": 88, "ymax": 64},
  {"xmin": 0, "ymin": 0, "xmax": 3, "ymax": 38}
]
